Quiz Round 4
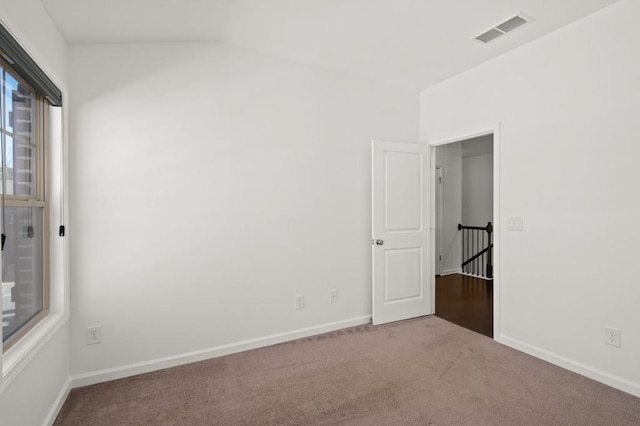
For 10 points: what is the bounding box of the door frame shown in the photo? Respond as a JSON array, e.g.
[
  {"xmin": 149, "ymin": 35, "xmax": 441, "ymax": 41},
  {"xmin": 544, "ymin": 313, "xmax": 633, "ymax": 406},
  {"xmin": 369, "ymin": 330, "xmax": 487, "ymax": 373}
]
[
  {"xmin": 434, "ymin": 165, "xmax": 443, "ymax": 276},
  {"xmin": 428, "ymin": 123, "xmax": 501, "ymax": 340}
]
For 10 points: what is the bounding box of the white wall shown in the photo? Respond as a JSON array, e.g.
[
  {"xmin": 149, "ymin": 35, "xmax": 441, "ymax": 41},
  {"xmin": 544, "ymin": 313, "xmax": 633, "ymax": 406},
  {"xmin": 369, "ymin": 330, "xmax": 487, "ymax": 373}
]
[
  {"xmin": 68, "ymin": 42, "xmax": 418, "ymax": 378},
  {"xmin": 461, "ymin": 153, "xmax": 493, "ymax": 227},
  {"xmin": 0, "ymin": 326, "xmax": 69, "ymax": 426},
  {"xmin": 0, "ymin": 0, "xmax": 70, "ymax": 424},
  {"xmin": 421, "ymin": 0, "xmax": 640, "ymax": 396},
  {"xmin": 435, "ymin": 143, "xmax": 461, "ymax": 273}
]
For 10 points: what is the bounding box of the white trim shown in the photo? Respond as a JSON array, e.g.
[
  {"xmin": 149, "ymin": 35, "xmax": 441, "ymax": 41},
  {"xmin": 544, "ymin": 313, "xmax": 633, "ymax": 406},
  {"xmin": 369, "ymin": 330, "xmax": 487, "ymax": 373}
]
[
  {"xmin": 430, "ymin": 128, "xmax": 495, "ymax": 147},
  {"xmin": 428, "ymin": 123, "xmax": 501, "ymax": 340},
  {"xmin": 434, "ymin": 165, "xmax": 444, "ymax": 277},
  {"xmin": 438, "ymin": 270, "xmax": 493, "ymax": 280},
  {"xmin": 498, "ymin": 334, "xmax": 640, "ymax": 398},
  {"xmin": 492, "ymin": 124, "xmax": 501, "ymax": 339},
  {"xmin": 70, "ymin": 315, "xmax": 372, "ymax": 389},
  {"xmin": 429, "ymin": 148, "xmax": 436, "ymax": 313},
  {"xmin": 1, "ymin": 312, "xmax": 69, "ymax": 393},
  {"xmin": 43, "ymin": 376, "xmax": 72, "ymax": 426},
  {"xmin": 458, "ymin": 272, "xmax": 493, "ymax": 280}
]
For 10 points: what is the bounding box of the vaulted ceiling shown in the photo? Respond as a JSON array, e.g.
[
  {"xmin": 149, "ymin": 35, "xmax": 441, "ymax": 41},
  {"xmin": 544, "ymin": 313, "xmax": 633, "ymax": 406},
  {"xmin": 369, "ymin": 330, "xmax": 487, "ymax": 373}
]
[{"xmin": 41, "ymin": 0, "xmax": 619, "ymax": 90}]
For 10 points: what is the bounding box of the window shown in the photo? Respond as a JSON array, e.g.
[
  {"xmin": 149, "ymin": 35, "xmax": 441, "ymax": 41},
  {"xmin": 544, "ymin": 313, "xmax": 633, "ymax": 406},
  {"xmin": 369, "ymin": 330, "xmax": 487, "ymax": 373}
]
[
  {"xmin": 1, "ymin": 58, "xmax": 48, "ymax": 351},
  {"xmin": 0, "ymin": 24, "xmax": 61, "ymax": 358}
]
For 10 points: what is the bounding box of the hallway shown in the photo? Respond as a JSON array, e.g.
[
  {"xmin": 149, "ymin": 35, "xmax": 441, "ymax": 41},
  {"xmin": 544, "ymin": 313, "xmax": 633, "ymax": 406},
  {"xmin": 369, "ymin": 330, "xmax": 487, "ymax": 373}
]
[{"xmin": 435, "ymin": 274, "xmax": 493, "ymax": 338}]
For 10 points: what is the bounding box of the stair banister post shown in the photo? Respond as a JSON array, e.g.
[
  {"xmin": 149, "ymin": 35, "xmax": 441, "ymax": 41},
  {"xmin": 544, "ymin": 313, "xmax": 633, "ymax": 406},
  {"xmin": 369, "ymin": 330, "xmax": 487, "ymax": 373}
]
[{"xmin": 486, "ymin": 222, "xmax": 493, "ymax": 279}]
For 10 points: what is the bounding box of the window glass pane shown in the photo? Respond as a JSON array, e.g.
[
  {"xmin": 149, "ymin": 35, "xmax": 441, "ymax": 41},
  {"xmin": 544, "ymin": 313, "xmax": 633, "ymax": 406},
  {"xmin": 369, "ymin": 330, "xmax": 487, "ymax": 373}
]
[
  {"xmin": 1, "ymin": 66, "xmax": 35, "ymax": 197},
  {"xmin": 2, "ymin": 206, "xmax": 43, "ymax": 343},
  {"xmin": 3, "ymin": 134, "xmax": 13, "ymax": 195},
  {"xmin": 11, "ymin": 132, "xmax": 36, "ymax": 196},
  {"xmin": 4, "ymin": 70, "xmax": 17, "ymax": 134}
]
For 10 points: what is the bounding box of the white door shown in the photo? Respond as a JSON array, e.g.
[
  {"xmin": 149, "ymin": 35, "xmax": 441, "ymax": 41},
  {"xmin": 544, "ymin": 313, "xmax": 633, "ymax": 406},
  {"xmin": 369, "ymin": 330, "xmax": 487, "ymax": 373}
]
[{"xmin": 372, "ymin": 140, "xmax": 431, "ymax": 325}]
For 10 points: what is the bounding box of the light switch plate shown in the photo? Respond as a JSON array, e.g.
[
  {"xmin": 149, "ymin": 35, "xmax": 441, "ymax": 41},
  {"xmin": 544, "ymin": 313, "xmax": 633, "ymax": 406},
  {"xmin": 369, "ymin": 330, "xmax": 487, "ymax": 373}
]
[{"xmin": 507, "ymin": 217, "xmax": 523, "ymax": 231}]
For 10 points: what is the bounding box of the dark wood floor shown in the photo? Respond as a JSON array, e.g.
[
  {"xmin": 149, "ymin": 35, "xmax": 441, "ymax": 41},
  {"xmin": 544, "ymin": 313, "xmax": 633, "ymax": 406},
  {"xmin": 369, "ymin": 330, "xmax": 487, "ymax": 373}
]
[{"xmin": 435, "ymin": 273, "xmax": 493, "ymax": 338}]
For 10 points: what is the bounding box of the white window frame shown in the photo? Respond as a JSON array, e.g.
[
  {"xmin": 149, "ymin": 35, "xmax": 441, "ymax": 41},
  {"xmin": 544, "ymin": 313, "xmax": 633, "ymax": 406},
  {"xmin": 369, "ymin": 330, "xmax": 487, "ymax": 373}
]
[
  {"xmin": 0, "ymin": 103, "xmax": 66, "ymax": 393},
  {"xmin": 0, "ymin": 16, "xmax": 68, "ymax": 396},
  {"xmin": 0, "ymin": 60, "xmax": 50, "ymax": 352}
]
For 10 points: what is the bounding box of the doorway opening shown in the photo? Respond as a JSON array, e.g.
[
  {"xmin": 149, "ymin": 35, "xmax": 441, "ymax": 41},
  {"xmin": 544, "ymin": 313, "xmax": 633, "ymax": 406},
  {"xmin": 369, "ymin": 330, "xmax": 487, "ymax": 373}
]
[{"xmin": 433, "ymin": 134, "xmax": 494, "ymax": 338}]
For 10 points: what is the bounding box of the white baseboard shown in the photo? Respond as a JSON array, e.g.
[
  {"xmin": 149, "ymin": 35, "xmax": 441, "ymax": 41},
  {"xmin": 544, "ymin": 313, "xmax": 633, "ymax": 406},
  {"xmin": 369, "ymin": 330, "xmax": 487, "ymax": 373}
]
[
  {"xmin": 43, "ymin": 376, "xmax": 72, "ymax": 426},
  {"xmin": 70, "ymin": 315, "xmax": 372, "ymax": 389},
  {"xmin": 459, "ymin": 272, "xmax": 492, "ymax": 280},
  {"xmin": 497, "ymin": 334, "xmax": 640, "ymax": 398},
  {"xmin": 441, "ymin": 268, "xmax": 462, "ymax": 275}
]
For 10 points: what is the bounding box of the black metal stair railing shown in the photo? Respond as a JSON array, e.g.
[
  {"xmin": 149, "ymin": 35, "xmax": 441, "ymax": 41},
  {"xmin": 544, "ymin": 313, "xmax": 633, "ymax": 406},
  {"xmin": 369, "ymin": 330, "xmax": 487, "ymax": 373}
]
[{"xmin": 458, "ymin": 222, "xmax": 493, "ymax": 279}]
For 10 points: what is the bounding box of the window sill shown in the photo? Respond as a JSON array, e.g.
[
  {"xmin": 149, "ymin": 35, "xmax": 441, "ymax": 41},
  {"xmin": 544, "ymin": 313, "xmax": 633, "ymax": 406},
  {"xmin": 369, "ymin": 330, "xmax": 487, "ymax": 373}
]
[{"xmin": 1, "ymin": 310, "xmax": 68, "ymax": 394}]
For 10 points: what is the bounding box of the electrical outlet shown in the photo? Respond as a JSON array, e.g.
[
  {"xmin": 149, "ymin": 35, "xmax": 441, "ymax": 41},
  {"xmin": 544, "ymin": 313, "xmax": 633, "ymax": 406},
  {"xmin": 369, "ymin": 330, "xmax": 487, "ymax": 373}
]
[
  {"xmin": 330, "ymin": 289, "xmax": 337, "ymax": 303},
  {"xmin": 507, "ymin": 217, "xmax": 524, "ymax": 231},
  {"xmin": 604, "ymin": 327, "xmax": 621, "ymax": 348},
  {"xmin": 87, "ymin": 325, "xmax": 102, "ymax": 345},
  {"xmin": 295, "ymin": 295, "xmax": 304, "ymax": 310}
]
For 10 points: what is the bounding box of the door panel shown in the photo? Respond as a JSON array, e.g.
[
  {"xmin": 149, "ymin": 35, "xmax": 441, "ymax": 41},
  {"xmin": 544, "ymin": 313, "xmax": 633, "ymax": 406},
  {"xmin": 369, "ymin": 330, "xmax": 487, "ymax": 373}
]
[
  {"xmin": 372, "ymin": 140, "xmax": 431, "ymax": 325},
  {"xmin": 385, "ymin": 152, "xmax": 422, "ymax": 231},
  {"xmin": 385, "ymin": 248, "xmax": 422, "ymax": 302}
]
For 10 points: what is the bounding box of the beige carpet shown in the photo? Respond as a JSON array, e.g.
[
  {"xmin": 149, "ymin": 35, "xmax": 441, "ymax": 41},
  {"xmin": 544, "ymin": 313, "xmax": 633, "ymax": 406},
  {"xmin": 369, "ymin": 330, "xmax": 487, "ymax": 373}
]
[{"xmin": 55, "ymin": 316, "xmax": 640, "ymax": 425}]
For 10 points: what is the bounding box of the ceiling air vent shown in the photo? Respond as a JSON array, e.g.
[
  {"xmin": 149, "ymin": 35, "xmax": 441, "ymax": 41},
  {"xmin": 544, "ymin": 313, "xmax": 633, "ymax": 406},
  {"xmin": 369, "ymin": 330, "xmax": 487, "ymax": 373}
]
[{"xmin": 475, "ymin": 13, "xmax": 531, "ymax": 44}]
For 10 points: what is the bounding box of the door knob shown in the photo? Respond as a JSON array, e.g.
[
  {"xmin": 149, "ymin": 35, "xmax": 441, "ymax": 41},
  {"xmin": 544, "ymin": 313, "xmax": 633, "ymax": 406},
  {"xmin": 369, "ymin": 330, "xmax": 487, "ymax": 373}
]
[{"xmin": 375, "ymin": 239, "xmax": 384, "ymax": 246}]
